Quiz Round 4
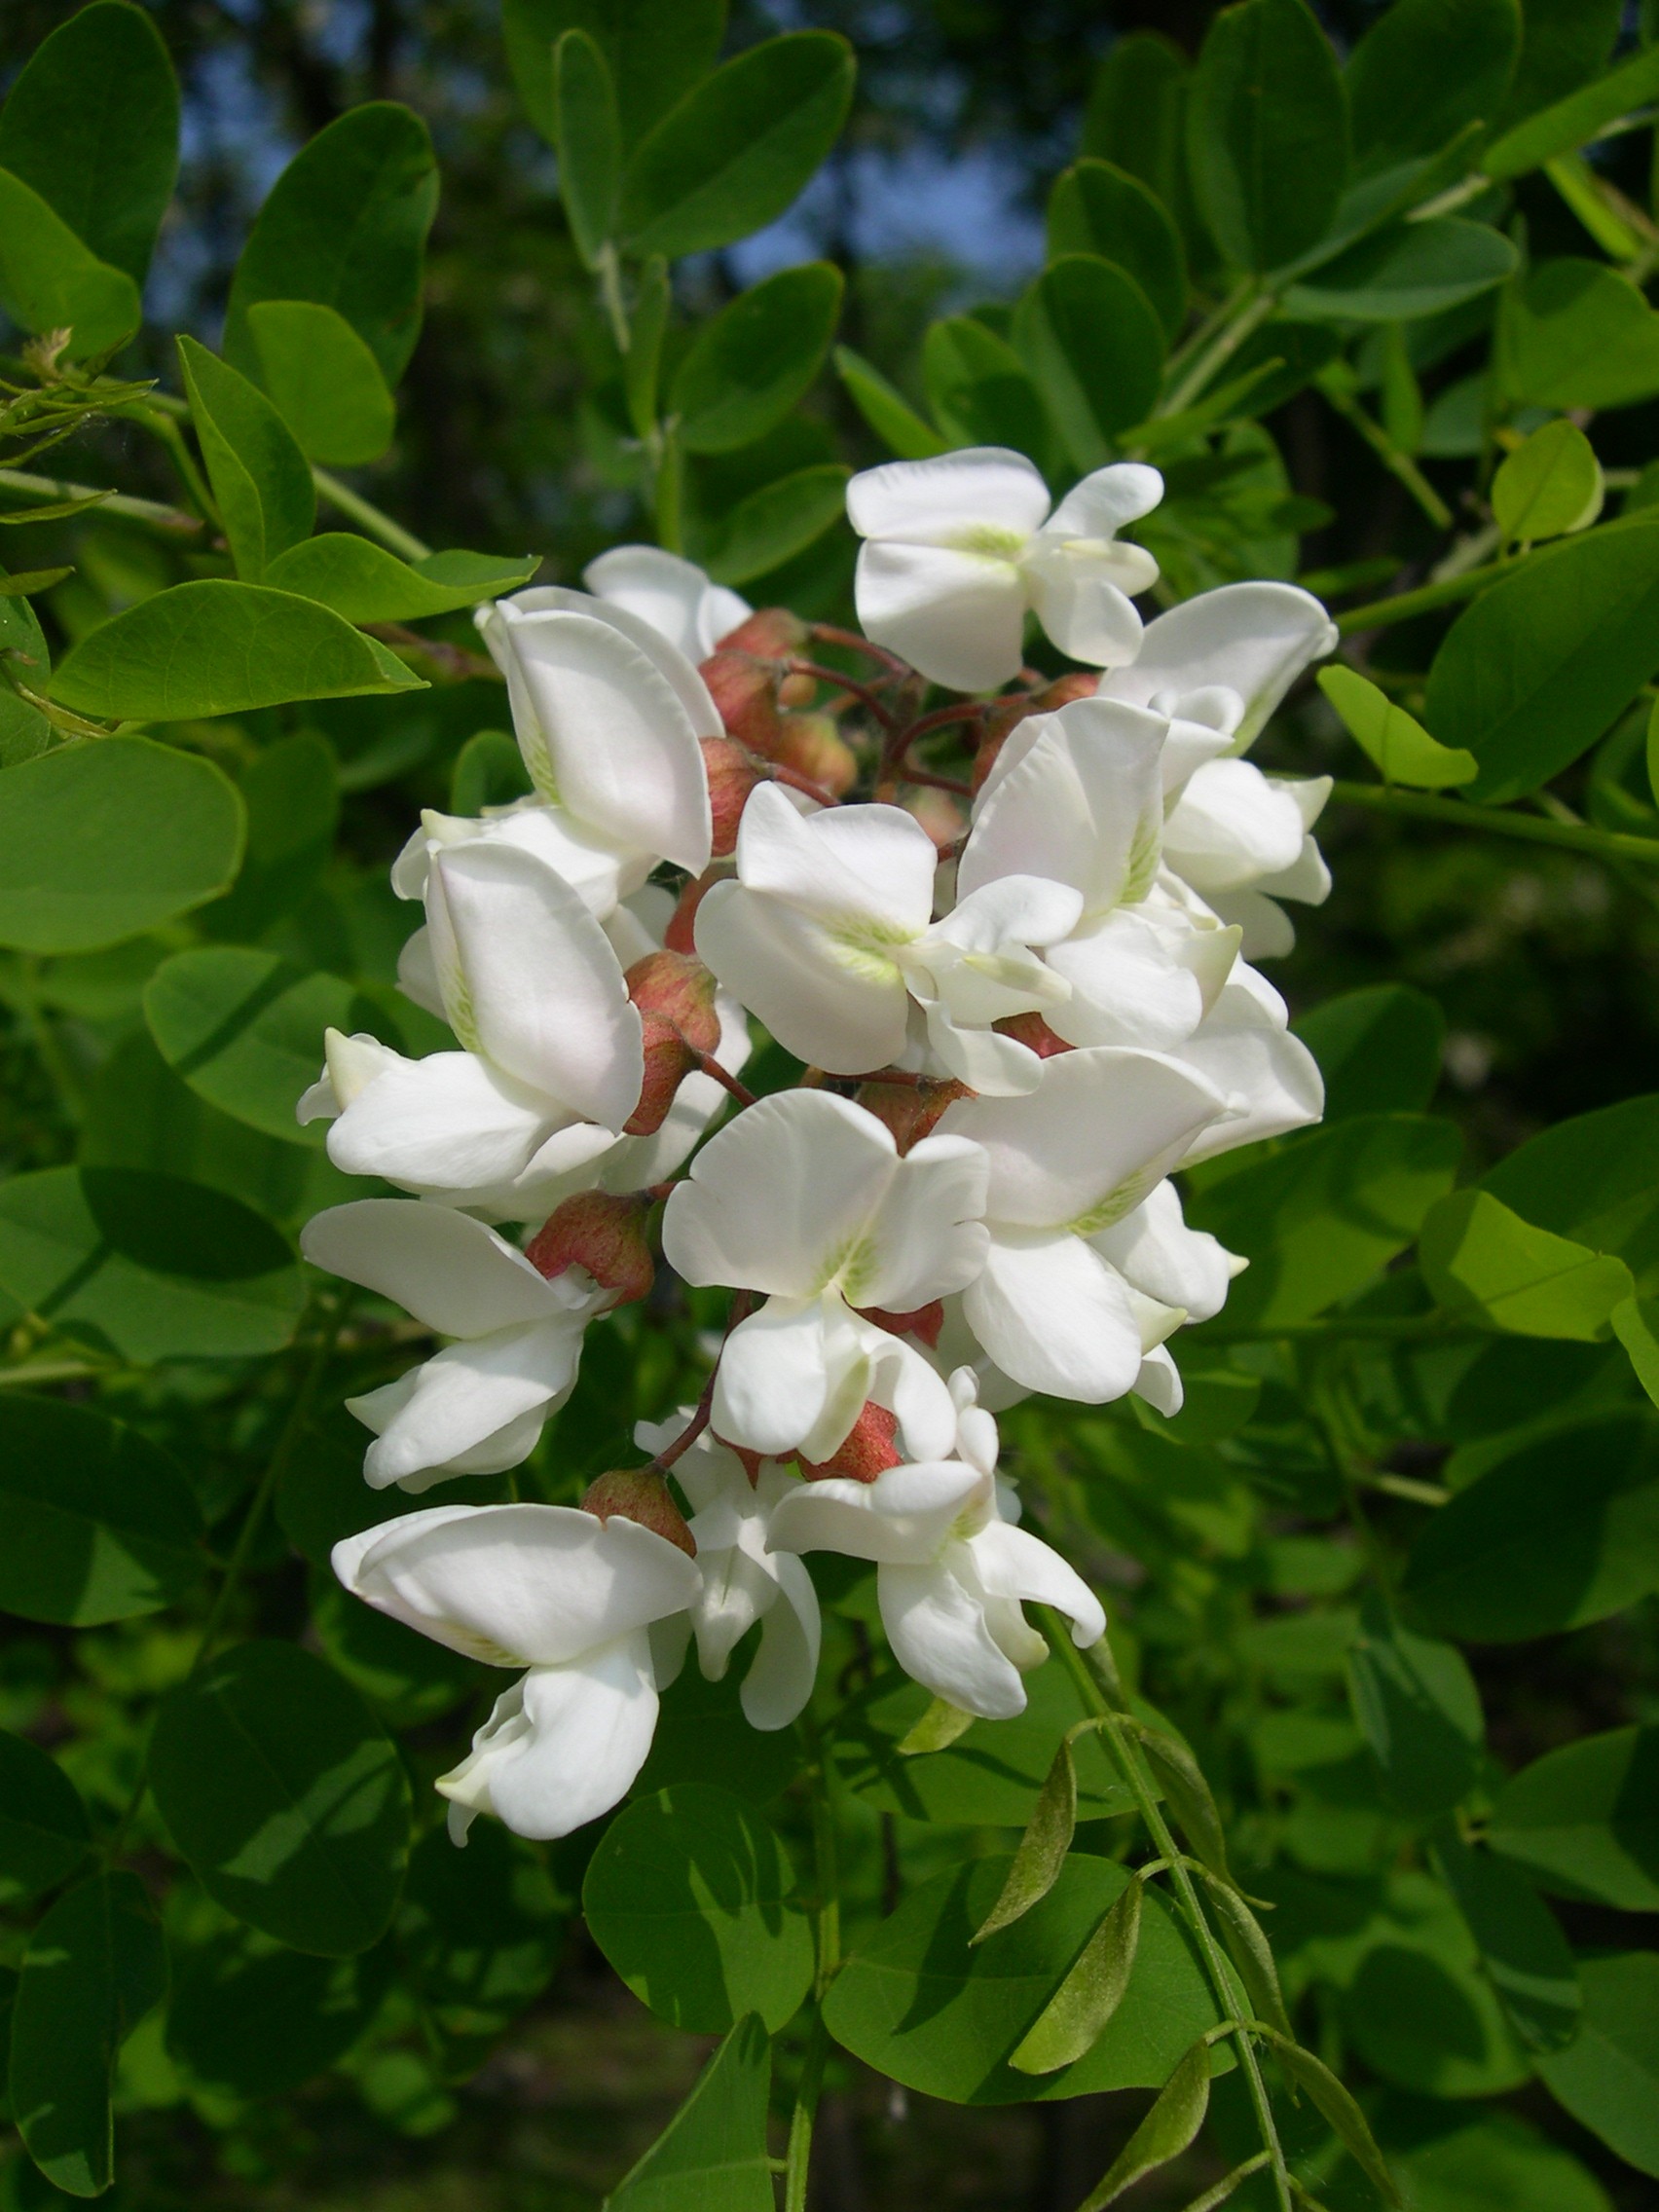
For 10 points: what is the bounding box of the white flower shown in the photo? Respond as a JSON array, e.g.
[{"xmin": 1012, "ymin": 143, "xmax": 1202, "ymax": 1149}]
[
  {"xmin": 766, "ymin": 1369, "xmax": 1103, "ymax": 1719},
  {"xmin": 333, "ymin": 1502, "xmax": 700, "ymax": 1841},
  {"xmin": 661, "ymin": 1088, "xmax": 989, "ymax": 1462},
  {"xmin": 302, "ymin": 1200, "xmax": 605, "ymax": 1491},
  {"xmin": 961, "ymin": 696, "xmax": 1240, "ymax": 1052},
  {"xmin": 475, "ymin": 584, "xmax": 717, "ymax": 884},
  {"xmin": 1097, "ymin": 582, "xmax": 1338, "ymax": 955},
  {"xmin": 1166, "ymin": 961, "xmax": 1325, "ymax": 1162},
  {"xmin": 938, "ymin": 1047, "xmax": 1229, "ymax": 1404},
  {"xmin": 848, "ymin": 447, "xmax": 1162, "ymax": 691},
  {"xmin": 583, "ymin": 545, "xmax": 753, "ymax": 663},
  {"xmin": 638, "ymin": 1418, "xmax": 821, "ymax": 1730},
  {"xmin": 299, "ymin": 841, "xmax": 644, "ymax": 1211},
  {"xmin": 389, "ymin": 796, "xmax": 645, "ymax": 924},
  {"xmin": 695, "ymin": 781, "xmax": 1081, "ymax": 1094}
]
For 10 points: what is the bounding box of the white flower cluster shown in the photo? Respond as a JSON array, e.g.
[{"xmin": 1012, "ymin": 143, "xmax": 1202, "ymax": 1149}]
[{"xmin": 301, "ymin": 448, "xmax": 1338, "ymax": 1847}]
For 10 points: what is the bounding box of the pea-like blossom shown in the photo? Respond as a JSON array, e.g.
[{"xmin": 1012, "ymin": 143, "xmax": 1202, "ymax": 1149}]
[
  {"xmin": 767, "ymin": 1369, "xmax": 1103, "ymax": 1719},
  {"xmin": 583, "ymin": 544, "xmax": 753, "ymax": 663},
  {"xmin": 334, "ymin": 1503, "xmax": 700, "ymax": 1841},
  {"xmin": 848, "ymin": 447, "xmax": 1162, "ymax": 691},
  {"xmin": 661, "ymin": 1088, "xmax": 988, "ymax": 1463},
  {"xmin": 694, "ymin": 781, "xmax": 1081, "ymax": 1093}
]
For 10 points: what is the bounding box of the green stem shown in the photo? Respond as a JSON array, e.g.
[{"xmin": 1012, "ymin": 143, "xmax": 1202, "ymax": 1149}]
[
  {"xmin": 1046, "ymin": 1620, "xmax": 1294, "ymax": 2212},
  {"xmin": 1195, "ymin": 1315, "xmax": 1476, "ymax": 1344},
  {"xmin": 786, "ymin": 1708, "xmax": 842, "ymax": 2212},
  {"xmin": 131, "ymin": 404, "xmax": 218, "ymax": 524},
  {"xmin": 0, "ymin": 465, "xmax": 202, "ymax": 534},
  {"xmin": 1161, "ymin": 286, "xmax": 1274, "ymax": 417},
  {"xmin": 654, "ymin": 425, "xmax": 683, "ymax": 556},
  {"xmin": 1328, "ymin": 778, "xmax": 1659, "ymax": 867},
  {"xmin": 311, "ymin": 468, "xmax": 431, "ymax": 562},
  {"xmin": 1335, "ymin": 558, "xmax": 1519, "ymax": 634},
  {"xmin": 14, "ymin": 952, "xmax": 83, "ymax": 1119},
  {"xmin": 1315, "ymin": 372, "xmax": 1452, "ymax": 530},
  {"xmin": 597, "ymin": 242, "xmax": 631, "ymax": 356}
]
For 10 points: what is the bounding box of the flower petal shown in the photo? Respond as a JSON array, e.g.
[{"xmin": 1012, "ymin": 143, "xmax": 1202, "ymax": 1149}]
[
  {"xmin": 584, "ymin": 544, "xmax": 752, "ymax": 660},
  {"xmin": 1097, "ymin": 580, "xmax": 1337, "ymax": 756},
  {"xmin": 1171, "ymin": 971, "xmax": 1325, "ymax": 1162},
  {"xmin": 712, "ymin": 1297, "xmax": 834, "ymax": 1456},
  {"xmin": 1024, "ymin": 554, "xmax": 1149, "ymax": 670},
  {"xmin": 855, "ymin": 541, "xmax": 1029, "ymax": 691},
  {"xmin": 448, "ymin": 1636, "xmax": 662, "ymax": 1840},
  {"xmin": 325, "ymin": 1048, "xmax": 558, "ymax": 1194},
  {"xmin": 969, "ymin": 1520, "xmax": 1105, "ymax": 1645},
  {"xmin": 1046, "ymin": 909, "xmax": 1208, "ymax": 1051},
  {"xmin": 963, "ymin": 1230, "xmax": 1145, "ymax": 1401},
  {"xmin": 741, "ymin": 1553, "xmax": 822, "ymax": 1729},
  {"xmin": 960, "ymin": 699, "xmax": 1168, "ymax": 915},
  {"xmin": 1044, "ymin": 462, "xmax": 1165, "ymax": 538},
  {"xmin": 734, "ymin": 782, "xmax": 937, "ymax": 938},
  {"xmin": 1090, "ymin": 1179, "xmax": 1242, "ymax": 1324},
  {"xmin": 694, "ymin": 881, "xmax": 911, "ymax": 1077},
  {"xmin": 354, "ymin": 1318, "xmax": 585, "ymax": 1490},
  {"xmin": 847, "ymin": 448, "xmax": 1051, "ymax": 543},
  {"xmin": 1161, "ymin": 758, "xmax": 1308, "ymax": 894},
  {"xmin": 301, "ymin": 1199, "xmax": 555, "ymax": 1337},
  {"xmin": 878, "ymin": 1557, "xmax": 1027, "ymax": 1719},
  {"xmin": 766, "ymin": 1460, "xmax": 980, "ymax": 1565}
]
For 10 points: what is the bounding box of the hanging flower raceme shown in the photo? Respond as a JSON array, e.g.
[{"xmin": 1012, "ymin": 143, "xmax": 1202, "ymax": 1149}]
[
  {"xmin": 848, "ymin": 447, "xmax": 1163, "ymax": 691},
  {"xmin": 661, "ymin": 1088, "xmax": 989, "ymax": 1463},
  {"xmin": 300, "ymin": 841, "xmax": 644, "ymax": 1217},
  {"xmin": 694, "ymin": 781, "xmax": 1082, "ymax": 1094},
  {"xmin": 637, "ymin": 1417, "xmax": 822, "ymax": 1730},
  {"xmin": 767, "ymin": 1369, "xmax": 1103, "ymax": 1719},
  {"xmin": 333, "ymin": 1499, "xmax": 700, "ymax": 1841}
]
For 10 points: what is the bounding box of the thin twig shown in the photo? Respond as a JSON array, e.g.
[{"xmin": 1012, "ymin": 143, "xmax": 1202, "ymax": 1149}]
[{"xmin": 788, "ymin": 658, "xmax": 901, "ymax": 733}]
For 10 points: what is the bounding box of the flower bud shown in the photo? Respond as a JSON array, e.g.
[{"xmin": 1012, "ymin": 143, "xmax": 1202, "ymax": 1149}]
[
  {"xmin": 627, "ymin": 1014, "xmax": 701, "ymax": 1135},
  {"xmin": 627, "ymin": 950, "xmax": 721, "ymax": 1055},
  {"xmin": 774, "ymin": 711, "xmax": 858, "ymax": 796},
  {"xmin": 665, "ymin": 866, "xmax": 724, "ymax": 955},
  {"xmin": 701, "ymin": 648, "xmax": 785, "ymax": 753},
  {"xmin": 903, "ymin": 787, "xmax": 965, "ymax": 854},
  {"xmin": 715, "ymin": 608, "xmax": 808, "ymax": 660},
  {"xmin": 856, "ymin": 1300, "xmax": 944, "ymax": 1348},
  {"xmin": 581, "ymin": 1467, "xmax": 697, "ymax": 1556},
  {"xmin": 854, "ymin": 1076, "xmax": 974, "ymax": 1154},
  {"xmin": 797, "ymin": 1400, "xmax": 903, "ymax": 1483},
  {"xmin": 994, "ymin": 1012, "xmax": 1072, "ymax": 1060},
  {"xmin": 973, "ymin": 671, "xmax": 1099, "ymax": 794},
  {"xmin": 701, "ymin": 736, "xmax": 766, "ymax": 858},
  {"xmin": 524, "ymin": 1191, "xmax": 655, "ymax": 1308}
]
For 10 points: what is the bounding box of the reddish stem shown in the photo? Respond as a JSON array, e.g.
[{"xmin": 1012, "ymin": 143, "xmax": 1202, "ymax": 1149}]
[
  {"xmin": 903, "ymin": 701, "xmax": 988, "ymax": 746},
  {"xmin": 695, "ymin": 1051, "xmax": 757, "ymax": 1109},
  {"xmin": 648, "ymin": 1288, "xmax": 756, "ymax": 1473},
  {"xmin": 788, "ymin": 659, "xmax": 900, "ymax": 733},
  {"xmin": 769, "ymin": 761, "xmax": 844, "ymax": 809},
  {"xmin": 901, "ymin": 765, "xmax": 972, "ymax": 796},
  {"xmin": 810, "ymin": 622, "xmax": 910, "ymax": 677}
]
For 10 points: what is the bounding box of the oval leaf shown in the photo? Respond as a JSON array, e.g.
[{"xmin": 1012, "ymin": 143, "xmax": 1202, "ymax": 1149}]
[
  {"xmin": 1188, "ymin": 0, "xmax": 1349, "ymax": 274},
  {"xmin": 247, "ymin": 300, "xmax": 397, "ymax": 467},
  {"xmin": 263, "ymin": 535, "xmax": 538, "ymax": 623},
  {"xmin": 177, "ymin": 334, "xmax": 315, "ymax": 581},
  {"xmin": 674, "ymin": 264, "xmax": 844, "ymax": 456},
  {"xmin": 604, "ymin": 2014, "xmax": 775, "ymax": 2212},
  {"xmin": 0, "ymin": 166, "xmax": 140, "ymax": 357},
  {"xmin": 1013, "ymin": 254, "xmax": 1165, "ymax": 466},
  {"xmin": 1010, "ymin": 1874, "xmax": 1143, "ymax": 2075},
  {"xmin": 1047, "ymin": 160, "xmax": 1187, "ymax": 341},
  {"xmin": 0, "ymin": 1729, "xmax": 92, "ymax": 1904}
]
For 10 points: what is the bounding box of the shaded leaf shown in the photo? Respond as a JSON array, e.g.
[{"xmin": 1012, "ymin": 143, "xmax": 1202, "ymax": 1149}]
[
  {"xmin": 674, "ymin": 265, "xmax": 843, "ymax": 455},
  {"xmin": 1346, "ymin": 1596, "xmax": 1483, "ymax": 1819},
  {"xmin": 1079, "ymin": 2039, "xmax": 1212, "ymax": 2210},
  {"xmin": 1431, "ymin": 1825, "xmax": 1580, "ymax": 2053},
  {"xmin": 248, "ymin": 301, "xmax": 397, "ymax": 467},
  {"xmin": 1292, "ymin": 984, "xmax": 1446, "ymax": 1120},
  {"xmin": 1188, "ymin": 0, "xmax": 1349, "ymax": 274},
  {"xmin": 0, "ymin": 1730, "xmax": 92, "ymax": 1904},
  {"xmin": 1489, "ymin": 1723, "xmax": 1659, "ymax": 1910},
  {"xmin": 1013, "ymin": 254, "xmax": 1165, "ymax": 467},
  {"xmin": 1318, "ymin": 666, "xmax": 1476, "ymax": 788},
  {"xmin": 1537, "ymin": 1952, "xmax": 1659, "ymax": 2179},
  {"xmin": 554, "ymin": 30, "xmax": 619, "ymax": 269},
  {"xmin": 1010, "ymin": 1875, "xmax": 1142, "ymax": 2075},
  {"xmin": 1047, "ymin": 160, "xmax": 1187, "ymax": 340},
  {"xmin": 604, "ymin": 2014, "xmax": 774, "ymax": 2212},
  {"xmin": 974, "ymin": 1734, "xmax": 1080, "ymax": 1942},
  {"xmin": 501, "ymin": 0, "xmax": 722, "ymax": 154},
  {"xmin": 0, "ymin": 167, "xmax": 140, "ymax": 358}
]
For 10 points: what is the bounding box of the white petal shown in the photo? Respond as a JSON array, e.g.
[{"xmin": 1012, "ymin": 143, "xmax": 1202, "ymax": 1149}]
[
  {"xmin": 1252, "ymin": 828, "xmax": 1331, "ymax": 906},
  {"xmin": 940, "ymin": 1047, "xmax": 1227, "ymax": 1230},
  {"xmin": 584, "ymin": 544, "xmax": 752, "ymax": 660},
  {"xmin": 1161, "ymin": 758, "xmax": 1309, "ymax": 895},
  {"xmin": 1098, "ymin": 581, "xmax": 1337, "ymax": 757},
  {"xmin": 301, "ymin": 1199, "xmax": 555, "ymax": 1337},
  {"xmin": 923, "ymin": 1012, "xmax": 1045, "ymax": 1096},
  {"xmin": 969, "ymin": 1520, "xmax": 1104, "ymax": 1645},
  {"xmin": 735, "ymin": 783, "xmax": 937, "ymax": 939},
  {"xmin": 1024, "ymin": 552, "xmax": 1150, "ymax": 670},
  {"xmin": 662, "ymin": 1088, "xmax": 901, "ymax": 1299},
  {"xmin": 879, "ymin": 1557, "xmax": 1027, "ymax": 1719},
  {"xmin": 741, "ymin": 1553, "xmax": 821, "ymax": 1729},
  {"xmin": 866, "ymin": 1322, "xmax": 964, "ymax": 1460},
  {"xmin": 1132, "ymin": 1345, "xmax": 1183, "ymax": 1416},
  {"xmin": 325, "ymin": 1049, "xmax": 559, "ymax": 1193},
  {"xmin": 847, "ymin": 448, "xmax": 1051, "ymax": 542},
  {"xmin": 767, "ymin": 1460, "xmax": 982, "ymax": 1565},
  {"xmin": 854, "ymin": 540, "xmax": 1029, "ymax": 691},
  {"xmin": 712, "ymin": 1297, "xmax": 833, "ymax": 1456},
  {"xmin": 1203, "ymin": 888, "xmax": 1297, "ymax": 960},
  {"xmin": 1047, "ymin": 910, "xmax": 1207, "ymax": 1051},
  {"xmin": 1171, "ymin": 980, "xmax": 1325, "ymax": 1161},
  {"xmin": 431, "ymin": 841, "xmax": 644, "ymax": 1127},
  {"xmin": 694, "ymin": 881, "xmax": 911, "ymax": 1078},
  {"xmin": 1044, "ymin": 462, "xmax": 1165, "ymax": 539},
  {"xmin": 348, "ymin": 1372, "xmax": 548, "ymax": 1491},
  {"xmin": 356, "ymin": 1318, "xmax": 583, "ymax": 1489},
  {"xmin": 1091, "ymin": 1179, "xmax": 1241, "ymax": 1324},
  {"xmin": 842, "ymin": 1131, "xmax": 989, "ymax": 1311},
  {"xmin": 963, "ymin": 1231, "xmax": 1145, "ymax": 1401},
  {"xmin": 446, "ymin": 1636, "xmax": 661, "ymax": 1840},
  {"xmin": 690, "ymin": 1541, "xmax": 775, "ymax": 1678},
  {"xmin": 334, "ymin": 1503, "xmax": 700, "ymax": 1667}
]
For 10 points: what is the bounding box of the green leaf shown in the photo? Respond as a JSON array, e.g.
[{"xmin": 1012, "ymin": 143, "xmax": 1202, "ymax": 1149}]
[
  {"xmin": 1614, "ymin": 1295, "xmax": 1659, "ymax": 1410},
  {"xmin": 674, "ymin": 265, "xmax": 843, "ymax": 456},
  {"xmin": 501, "ymin": 0, "xmax": 723, "ymax": 155},
  {"xmin": 822, "ymin": 1855, "xmax": 1228, "ymax": 2104},
  {"xmin": 1482, "ymin": 1094, "xmax": 1659, "ymax": 1290},
  {"xmin": 829, "ymin": 349, "xmax": 941, "ymax": 460},
  {"xmin": 1193, "ymin": 1869, "xmax": 1292, "ymax": 2039},
  {"xmin": 247, "ymin": 300, "xmax": 397, "ymax": 467},
  {"xmin": 0, "ymin": 167, "xmax": 141, "ymax": 357},
  {"xmin": 144, "ymin": 947, "xmax": 382, "ymax": 1144},
  {"xmin": 1318, "ymin": 666, "xmax": 1476, "ymax": 788},
  {"xmin": 1009, "ymin": 1876, "xmax": 1142, "ymax": 2075},
  {"xmin": 1499, "ymin": 0, "xmax": 1620, "ymax": 128},
  {"xmin": 1259, "ymin": 2030, "xmax": 1400, "ymax": 2205},
  {"xmin": 398, "ymin": 1818, "xmax": 565, "ymax": 2049},
  {"xmin": 201, "ymin": 731, "xmax": 339, "ymax": 942},
  {"xmin": 451, "ymin": 727, "xmax": 533, "ymax": 814},
  {"xmin": 0, "ymin": 1394, "xmax": 201, "ymax": 1628},
  {"xmin": 1285, "ymin": 217, "xmax": 1517, "ymax": 323},
  {"xmin": 1013, "ymin": 255, "xmax": 1166, "ymax": 467},
  {"xmin": 1424, "ymin": 512, "xmax": 1659, "ymax": 802},
  {"xmin": 1385, "ymin": 2111, "xmax": 1611, "ymax": 2212},
  {"xmin": 1078, "ymin": 2040, "xmax": 1212, "ymax": 2211},
  {"xmin": 1047, "ymin": 161, "xmax": 1187, "ymax": 340},
  {"xmin": 1402, "ymin": 1411, "xmax": 1659, "ymax": 1641},
  {"xmin": 620, "ymin": 33, "xmax": 856, "ymax": 261},
  {"xmin": 166, "ymin": 1926, "xmax": 392, "ymax": 2099},
  {"xmin": 0, "ymin": 737, "xmax": 244, "ymax": 953},
  {"xmin": 0, "ymin": 2, "xmax": 178, "ymax": 286},
  {"xmin": 923, "ymin": 315, "xmax": 1055, "ymax": 465},
  {"xmin": 150, "ymin": 1641, "xmax": 410, "ymax": 1956},
  {"xmin": 1537, "ymin": 1952, "xmax": 1659, "ymax": 2179},
  {"xmin": 828, "ymin": 1660, "xmax": 1135, "ymax": 1827},
  {"xmin": 308, "ymin": 1567, "xmax": 477, "ymax": 1729},
  {"xmin": 698, "ymin": 463, "xmax": 849, "ymax": 587},
  {"xmin": 974, "ymin": 1735, "xmax": 1080, "ymax": 1943},
  {"xmin": 636, "ymin": 1662, "xmax": 801, "ymax": 1809},
  {"xmin": 177, "ymin": 335, "xmax": 315, "ymax": 581},
  {"xmin": 1419, "ymin": 1188, "xmax": 1634, "ymax": 1338},
  {"xmin": 224, "ymin": 103, "xmax": 439, "ymax": 386},
  {"xmin": 9, "ymin": 1872, "xmax": 166, "ymax": 2198},
  {"xmin": 1186, "ymin": 1113, "xmax": 1463, "ymax": 1327},
  {"xmin": 1082, "ymin": 33, "xmax": 1189, "ymax": 214},
  {"xmin": 1492, "ymin": 418, "xmax": 1604, "ymax": 544},
  {"xmin": 1431, "ymin": 1826, "xmax": 1580, "ymax": 2053},
  {"xmin": 262, "ymin": 536, "xmax": 537, "ymax": 624},
  {"xmin": 582, "ymin": 1784, "xmax": 813, "ymax": 2034},
  {"xmin": 1346, "ymin": 1595, "xmax": 1483, "ymax": 1819},
  {"xmin": 1486, "ymin": 39, "xmax": 1659, "ymax": 180},
  {"xmin": 604, "ymin": 2014, "xmax": 774, "ymax": 2212},
  {"xmin": 49, "ymin": 579, "xmax": 425, "ymax": 721},
  {"xmin": 0, "ymin": 1730, "xmax": 91, "ymax": 1904},
  {"xmin": 0, "ymin": 1165, "xmax": 306, "ymax": 1362},
  {"xmin": 1489, "ymin": 1723, "xmax": 1659, "ymax": 1909},
  {"xmin": 1188, "ymin": 0, "xmax": 1349, "ymax": 274},
  {"xmin": 1345, "ymin": 0, "xmax": 1521, "ymax": 173},
  {"xmin": 1293, "ymin": 984, "xmax": 1446, "ymax": 1121},
  {"xmin": 624, "ymin": 254, "xmax": 671, "ymax": 439},
  {"xmin": 1129, "ymin": 1722, "xmax": 1232, "ymax": 1879},
  {"xmin": 553, "ymin": 30, "xmax": 620, "ymax": 269},
  {"xmin": 1502, "ymin": 260, "xmax": 1659, "ymax": 412}
]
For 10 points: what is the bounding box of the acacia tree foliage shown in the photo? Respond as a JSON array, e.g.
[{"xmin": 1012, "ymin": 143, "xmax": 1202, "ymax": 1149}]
[{"xmin": 4, "ymin": 3, "xmax": 1659, "ymax": 2210}]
